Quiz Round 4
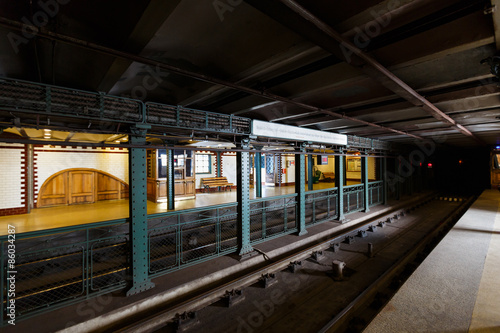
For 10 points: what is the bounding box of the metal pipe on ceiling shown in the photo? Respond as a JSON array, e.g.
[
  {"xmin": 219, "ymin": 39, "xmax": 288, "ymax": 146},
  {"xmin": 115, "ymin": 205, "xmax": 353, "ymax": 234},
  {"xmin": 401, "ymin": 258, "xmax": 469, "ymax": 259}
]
[
  {"xmin": 278, "ymin": 0, "xmax": 484, "ymax": 145},
  {"xmin": 0, "ymin": 16, "xmax": 424, "ymax": 141}
]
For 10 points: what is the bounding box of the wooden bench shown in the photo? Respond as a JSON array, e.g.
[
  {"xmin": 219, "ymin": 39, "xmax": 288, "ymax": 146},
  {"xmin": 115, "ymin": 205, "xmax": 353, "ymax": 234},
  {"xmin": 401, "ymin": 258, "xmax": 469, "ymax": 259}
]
[{"xmin": 201, "ymin": 177, "xmax": 234, "ymax": 192}]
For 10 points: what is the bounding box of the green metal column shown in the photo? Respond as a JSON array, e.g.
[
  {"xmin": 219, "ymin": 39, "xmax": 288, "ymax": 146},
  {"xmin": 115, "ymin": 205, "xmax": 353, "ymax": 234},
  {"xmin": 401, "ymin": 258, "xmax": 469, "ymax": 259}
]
[
  {"xmin": 382, "ymin": 157, "xmax": 388, "ymax": 205},
  {"xmin": 362, "ymin": 155, "xmax": 370, "ymax": 213},
  {"xmin": 307, "ymin": 154, "xmax": 313, "ymax": 190},
  {"xmin": 295, "ymin": 144, "xmax": 307, "ymax": 236},
  {"xmin": 127, "ymin": 125, "xmax": 155, "ymax": 296},
  {"xmin": 167, "ymin": 149, "xmax": 175, "ymax": 211},
  {"xmin": 335, "ymin": 153, "xmax": 345, "ymax": 221},
  {"xmin": 216, "ymin": 151, "xmax": 222, "ymax": 177},
  {"xmin": 255, "ymin": 149, "xmax": 262, "ymax": 198},
  {"xmin": 237, "ymin": 139, "xmax": 253, "ymax": 256}
]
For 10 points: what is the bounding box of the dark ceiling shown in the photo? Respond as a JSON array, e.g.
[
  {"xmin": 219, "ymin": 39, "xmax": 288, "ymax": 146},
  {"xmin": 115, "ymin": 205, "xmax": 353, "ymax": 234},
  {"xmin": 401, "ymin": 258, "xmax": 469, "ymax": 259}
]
[{"xmin": 1, "ymin": 0, "xmax": 499, "ymax": 147}]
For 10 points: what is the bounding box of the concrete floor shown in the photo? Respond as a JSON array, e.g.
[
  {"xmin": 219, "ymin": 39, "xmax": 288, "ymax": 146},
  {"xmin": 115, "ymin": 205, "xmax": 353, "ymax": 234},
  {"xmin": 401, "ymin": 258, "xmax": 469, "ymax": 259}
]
[
  {"xmin": 0, "ymin": 181, "xmax": 362, "ymax": 235},
  {"xmin": 364, "ymin": 190, "xmax": 500, "ymax": 333}
]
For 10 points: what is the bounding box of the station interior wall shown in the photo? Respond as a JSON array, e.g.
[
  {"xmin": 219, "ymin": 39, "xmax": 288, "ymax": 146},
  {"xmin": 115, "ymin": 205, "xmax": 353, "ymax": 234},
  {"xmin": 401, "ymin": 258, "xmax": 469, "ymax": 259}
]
[{"xmin": 0, "ymin": 145, "xmax": 380, "ymax": 216}]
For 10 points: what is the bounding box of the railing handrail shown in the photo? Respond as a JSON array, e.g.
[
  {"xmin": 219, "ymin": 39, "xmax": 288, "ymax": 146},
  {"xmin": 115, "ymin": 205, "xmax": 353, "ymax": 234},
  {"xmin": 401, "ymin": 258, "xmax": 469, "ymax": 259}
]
[
  {"xmin": 343, "ymin": 183, "xmax": 365, "ymax": 190},
  {"xmin": 305, "ymin": 187, "xmax": 338, "ymax": 195},
  {"xmin": 249, "ymin": 193, "xmax": 298, "ymax": 203},
  {"xmin": 0, "ymin": 218, "xmax": 129, "ymax": 241},
  {"xmin": 147, "ymin": 202, "xmax": 238, "ymax": 219}
]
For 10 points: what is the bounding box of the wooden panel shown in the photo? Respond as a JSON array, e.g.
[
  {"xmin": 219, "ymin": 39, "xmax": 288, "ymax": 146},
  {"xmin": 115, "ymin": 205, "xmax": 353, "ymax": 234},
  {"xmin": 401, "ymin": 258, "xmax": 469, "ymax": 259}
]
[
  {"xmin": 37, "ymin": 168, "xmax": 130, "ymax": 208},
  {"xmin": 38, "ymin": 173, "xmax": 67, "ymax": 207},
  {"xmin": 158, "ymin": 181, "xmax": 167, "ymax": 198},
  {"xmin": 185, "ymin": 180, "xmax": 195, "ymax": 196},
  {"xmin": 175, "ymin": 181, "xmax": 185, "ymax": 195},
  {"xmin": 147, "ymin": 179, "xmax": 157, "ymax": 202},
  {"xmin": 69, "ymin": 171, "xmax": 95, "ymax": 205},
  {"xmin": 96, "ymin": 173, "xmax": 120, "ymax": 201}
]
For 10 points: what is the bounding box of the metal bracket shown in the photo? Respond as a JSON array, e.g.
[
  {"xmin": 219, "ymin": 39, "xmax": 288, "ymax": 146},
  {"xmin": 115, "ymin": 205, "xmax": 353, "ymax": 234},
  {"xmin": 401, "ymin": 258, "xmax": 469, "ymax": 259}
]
[
  {"xmin": 311, "ymin": 250, "xmax": 324, "ymax": 261},
  {"xmin": 260, "ymin": 273, "xmax": 278, "ymax": 288},
  {"xmin": 358, "ymin": 230, "xmax": 368, "ymax": 238},
  {"xmin": 330, "ymin": 242, "xmax": 340, "ymax": 253},
  {"xmin": 174, "ymin": 312, "xmax": 199, "ymax": 332},
  {"xmin": 344, "ymin": 235, "xmax": 355, "ymax": 244},
  {"xmin": 368, "ymin": 225, "xmax": 377, "ymax": 232},
  {"xmin": 288, "ymin": 261, "xmax": 302, "ymax": 273},
  {"xmin": 378, "ymin": 221, "xmax": 386, "ymax": 228},
  {"xmin": 224, "ymin": 289, "xmax": 245, "ymax": 307}
]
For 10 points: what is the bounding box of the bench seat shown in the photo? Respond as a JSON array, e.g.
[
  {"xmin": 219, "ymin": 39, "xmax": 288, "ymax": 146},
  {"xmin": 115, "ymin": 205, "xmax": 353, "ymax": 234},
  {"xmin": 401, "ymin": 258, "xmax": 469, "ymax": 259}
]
[{"xmin": 201, "ymin": 177, "xmax": 234, "ymax": 192}]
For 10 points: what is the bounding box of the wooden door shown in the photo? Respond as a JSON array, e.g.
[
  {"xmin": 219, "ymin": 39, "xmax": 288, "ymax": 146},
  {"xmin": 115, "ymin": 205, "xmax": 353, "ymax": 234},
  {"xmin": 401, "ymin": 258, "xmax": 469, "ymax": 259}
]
[
  {"xmin": 185, "ymin": 180, "xmax": 195, "ymax": 196},
  {"xmin": 69, "ymin": 171, "xmax": 95, "ymax": 205}
]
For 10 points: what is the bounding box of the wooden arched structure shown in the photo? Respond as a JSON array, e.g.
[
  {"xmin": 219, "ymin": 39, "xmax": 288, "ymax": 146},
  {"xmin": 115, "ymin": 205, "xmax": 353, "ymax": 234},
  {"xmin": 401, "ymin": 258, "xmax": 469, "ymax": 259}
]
[{"xmin": 37, "ymin": 168, "xmax": 129, "ymax": 208}]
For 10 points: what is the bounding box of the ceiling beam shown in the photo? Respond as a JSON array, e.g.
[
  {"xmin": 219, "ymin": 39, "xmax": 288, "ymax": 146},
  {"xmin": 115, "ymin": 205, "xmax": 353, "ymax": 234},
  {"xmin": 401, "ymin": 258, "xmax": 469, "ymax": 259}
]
[
  {"xmin": 491, "ymin": 0, "xmax": 500, "ymax": 50},
  {"xmin": 275, "ymin": 0, "xmax": 484, "ymax": 144},
  {"xmin": 0, "ymin": 16, "xmax": 424, "ymax": 141},
  {"xmin": 96, "ymin": 0, "xmax": 182, "ymax": 93}
]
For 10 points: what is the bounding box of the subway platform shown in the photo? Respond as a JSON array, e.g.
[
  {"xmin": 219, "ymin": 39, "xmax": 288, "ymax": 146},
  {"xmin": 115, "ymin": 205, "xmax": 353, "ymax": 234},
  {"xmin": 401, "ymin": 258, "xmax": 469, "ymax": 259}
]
[{"xmin": 365, "ymin": 190, "xmax": 500, "ymax": 333}]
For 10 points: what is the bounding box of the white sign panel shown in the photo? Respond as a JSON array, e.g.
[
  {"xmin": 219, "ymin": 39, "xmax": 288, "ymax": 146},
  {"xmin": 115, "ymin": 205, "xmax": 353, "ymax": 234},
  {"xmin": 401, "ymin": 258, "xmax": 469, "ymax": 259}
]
[{"xmin": 252, "ymin": 120, "xmax": 347, "ymax": 146}]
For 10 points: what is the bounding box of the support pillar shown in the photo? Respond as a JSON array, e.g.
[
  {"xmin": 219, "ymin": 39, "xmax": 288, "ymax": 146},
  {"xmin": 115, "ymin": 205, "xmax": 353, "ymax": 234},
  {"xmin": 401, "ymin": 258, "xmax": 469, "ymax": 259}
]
[
  {"xmin": 216, "ymin": 151, "xmax": 222, "ymax": 177},
  {"xmin": 295, "ymin": 144, "xmax": 307, "ymax": 236},
  {"xmin": 335, "ymin": 153, "xmax": 345, "ymax": 221},
  {"xmin": 362, "ymin": 155, "xmax": 370, "ymax": 213},
  {"xmin": 167, "ymin": 149, "xmax": 175, "ymax": 211},
  {"xmin": 382, "ymin": 157, "xmax": 388, "ymax": 205},
  {"xmin": 255, "ymin": 149, "xmax": 262, "ymax": 198},
  {"xmin": 237, "ymin": 139, "xmax": 253, "ymax": 256},
  {"xmin": 127, "ymin": 125, "xmax": 155, "ymax": 296},
  {"xmin": 307, "ymin": 154, "xmax": 313, "ymax": 190}
]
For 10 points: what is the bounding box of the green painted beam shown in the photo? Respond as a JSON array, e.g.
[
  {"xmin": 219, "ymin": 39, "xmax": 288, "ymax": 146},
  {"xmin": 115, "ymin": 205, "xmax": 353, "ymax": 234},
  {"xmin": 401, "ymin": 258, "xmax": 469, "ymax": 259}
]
[
  {"xmin": 127, "ymin": 126, "xmax": 155, "ymax": 296},
  {"xmin": 295, "ymin": 145, "xmax": 307, "ymax": 236}
]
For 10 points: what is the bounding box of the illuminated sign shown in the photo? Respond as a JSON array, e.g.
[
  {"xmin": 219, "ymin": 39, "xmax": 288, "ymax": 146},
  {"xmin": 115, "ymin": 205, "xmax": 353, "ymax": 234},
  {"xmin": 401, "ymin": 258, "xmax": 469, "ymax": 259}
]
[{"xmin": 251, "ymin": 120, "xmax": 347, "ymax": 146}]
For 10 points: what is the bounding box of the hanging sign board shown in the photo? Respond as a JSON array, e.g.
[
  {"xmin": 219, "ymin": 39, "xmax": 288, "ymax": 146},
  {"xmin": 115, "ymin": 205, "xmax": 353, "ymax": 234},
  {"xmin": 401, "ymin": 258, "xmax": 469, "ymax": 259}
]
[{"xmin": 251, "ymin": 120, "xmax": 347, "ymax": 146}]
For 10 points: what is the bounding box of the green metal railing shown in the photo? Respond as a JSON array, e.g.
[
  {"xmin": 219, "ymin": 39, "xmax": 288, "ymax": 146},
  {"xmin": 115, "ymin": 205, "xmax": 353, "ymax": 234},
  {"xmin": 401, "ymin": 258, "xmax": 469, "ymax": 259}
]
[
  {"xmin": 305, "ymin": 188, "xmax": 338, "ymax": 225},
  {"xmin": 1, "ymin": 219, "xmax": 129, "ymax": 326},
  {"xmin": 368, "ymin": 181, "xmax": 384, "ymax": 207},
  {"xmin": 343, "ymin": 184, "xmax": 365, "ymax": 214},
  {"xmin": 0, "ymin": 77, "xmax": 251, "ymax": 135},
  {"xmin": 248, "ymin": 194, "xmax": 298, "ymax": 244},
  {"xmin": 1, "ymin": 187, "xmax": 386, "ymax": 325},
  {"xmin": 145, "ymin": 103, "xmax": 250, "ymax": 135},
  {"xmin": 147, "ymin": 203, "xmax": 238, "ymax": 277}
]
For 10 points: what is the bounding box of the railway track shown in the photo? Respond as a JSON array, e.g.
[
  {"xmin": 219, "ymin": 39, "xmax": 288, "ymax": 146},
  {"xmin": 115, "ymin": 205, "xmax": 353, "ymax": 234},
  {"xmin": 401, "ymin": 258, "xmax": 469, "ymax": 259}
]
[{"xmin": 96, "ymin": 193, "xmax": 473, "ymax": 333}]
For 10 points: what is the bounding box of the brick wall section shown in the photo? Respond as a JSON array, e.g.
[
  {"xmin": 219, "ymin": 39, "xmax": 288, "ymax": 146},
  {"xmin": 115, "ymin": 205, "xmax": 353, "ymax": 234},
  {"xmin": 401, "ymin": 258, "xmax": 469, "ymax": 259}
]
[
  {"xmin": 33, "ymin": 145, "xmax": 129, "ymax": 205},
  {"xmin": 0, "ymin": 143, "xmax": 28, "ymax": 216}
]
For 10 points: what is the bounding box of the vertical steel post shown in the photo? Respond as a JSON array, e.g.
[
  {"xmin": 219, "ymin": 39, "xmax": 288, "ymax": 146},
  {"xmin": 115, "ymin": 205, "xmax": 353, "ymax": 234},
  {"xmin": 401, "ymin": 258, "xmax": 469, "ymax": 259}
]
[
  {"xmin": 307, "ymin": 154, "xmax": 313, "ymax": 190},
  {"xmin": 362, "ymin": 155, "xmax": 370, "ymax": 212},
  {"xmin": 167, "ymin": 149, "xmax": 175, "ymax": 211},
  {"xmin": 255, "ymin": 149, "xmax": 262, "ymax": 198},
  {"xmin": 237, "ymin": 139, "xmax": 253, "ymax": 256},
  {"xmin": 295, "ymin": 144, "xmax": 307, "ymax": 236},
  {"xmin": 382, "ymin": 157, "xmax": 388, "ymax": 205},
  {"xmin": 216, "ymin": 151, "xmax": 222, "ymax": 177},
  {"xmin": 335, "ymin": 153, "xmax": 345, "ymax": 221},
  {"xmin": 127, "ymin": 125, "xmax": 155, "ymax": 296}
]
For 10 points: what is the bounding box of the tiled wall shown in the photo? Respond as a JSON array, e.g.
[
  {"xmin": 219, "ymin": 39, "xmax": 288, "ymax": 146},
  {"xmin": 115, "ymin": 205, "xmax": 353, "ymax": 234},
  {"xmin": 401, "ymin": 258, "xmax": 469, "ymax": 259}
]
[
  {"xmin": 0, "ymin": 143, "xmax": 27, "ymax": 215},
  {"xmin": 222, "ymin": 152, "xmax": 237, "ymax": 186},
  {"xmin": 34, "ymin": 146, "xmax": 129, "ymax": 205}
]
